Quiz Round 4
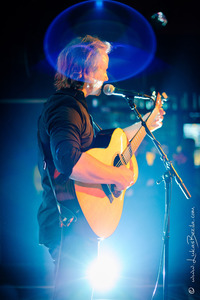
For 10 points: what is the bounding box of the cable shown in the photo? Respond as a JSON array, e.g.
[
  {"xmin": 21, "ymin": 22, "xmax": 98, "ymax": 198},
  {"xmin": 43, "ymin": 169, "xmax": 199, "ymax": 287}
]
[
  {"xmin": 151, "ymin": 183, "xmax": 172, "ymax": 300},
  {"xmin": 90, "ymin": 287, "xmax": 94, "ymax": 300},
  {"xmin": 151, "ymin": 242, "xmax": 164, "ymax": 299},
  {"xmin": 51, "ymin": 225, "xmax": 65, "ymax": 300}
]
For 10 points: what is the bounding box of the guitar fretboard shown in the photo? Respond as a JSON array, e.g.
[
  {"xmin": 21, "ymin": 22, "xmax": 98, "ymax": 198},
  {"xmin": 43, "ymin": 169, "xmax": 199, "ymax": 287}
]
[{"xmin": 120, "ymin": 104, "xmax": 159, "ymax": 165}]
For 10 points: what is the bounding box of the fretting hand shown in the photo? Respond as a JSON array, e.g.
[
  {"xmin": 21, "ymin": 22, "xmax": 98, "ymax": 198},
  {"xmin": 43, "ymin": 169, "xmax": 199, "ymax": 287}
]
[{"xmin": 142, "ymin": 107, "xmax": 166, "ymax": 132}]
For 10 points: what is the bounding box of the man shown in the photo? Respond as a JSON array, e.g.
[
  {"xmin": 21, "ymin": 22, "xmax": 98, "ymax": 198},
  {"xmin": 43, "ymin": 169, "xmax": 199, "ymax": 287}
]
[{"xmin": 37, "ymin": 35, "xmax": 165, "ymax": 299}]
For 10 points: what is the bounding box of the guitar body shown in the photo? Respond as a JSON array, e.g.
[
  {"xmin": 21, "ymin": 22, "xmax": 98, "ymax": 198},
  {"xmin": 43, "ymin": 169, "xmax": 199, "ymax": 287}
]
[{"xmin": 74, "ymin": 128, "xmax": 138, "ymax": 239}]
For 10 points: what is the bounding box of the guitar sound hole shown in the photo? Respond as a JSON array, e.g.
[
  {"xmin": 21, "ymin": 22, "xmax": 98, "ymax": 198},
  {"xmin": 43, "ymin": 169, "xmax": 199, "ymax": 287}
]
[
  {"xmin": 113, "ymin": 154, "xmax": 121, "ymax": 167},
  {"xmin": 112, "ymin": 154, "xmax": 123, "ymax": 198},
  {"xmin": 101, "ymin": 154, "xmax": 123, "ymax": 202}
]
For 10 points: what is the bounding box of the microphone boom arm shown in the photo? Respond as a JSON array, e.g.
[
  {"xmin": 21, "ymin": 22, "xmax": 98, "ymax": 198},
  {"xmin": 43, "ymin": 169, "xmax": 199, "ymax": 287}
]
[
  {"xmin": 124, "ymin": 95, "xmax": 191, "ymax": 199},
  {"xmin": 121, "ymin": 93, "xmax": 191, "ymax": 300}
]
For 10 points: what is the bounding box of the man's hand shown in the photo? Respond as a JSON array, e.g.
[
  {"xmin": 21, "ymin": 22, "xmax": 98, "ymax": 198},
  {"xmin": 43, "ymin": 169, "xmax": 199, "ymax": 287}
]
[
  {"xmin": 113, "ymin": 165, "xmax": 134, "ymax": 191},
  {"xmin": 143, "ymin": 108, "xmax": 165, "ymax": 132}
]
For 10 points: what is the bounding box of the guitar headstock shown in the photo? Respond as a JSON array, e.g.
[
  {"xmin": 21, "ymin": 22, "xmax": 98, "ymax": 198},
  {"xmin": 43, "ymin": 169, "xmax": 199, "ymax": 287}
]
[{"xmin": 154, "ymin": 91, "xmax": 168, "ymax": 109}]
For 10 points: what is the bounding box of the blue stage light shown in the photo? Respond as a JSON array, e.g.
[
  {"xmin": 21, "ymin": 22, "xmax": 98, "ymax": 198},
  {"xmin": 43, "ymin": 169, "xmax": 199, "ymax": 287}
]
[
  {"xmin": 44, "ymin": 0, "xmax": 156, "ymax": 82},
  {"xmin": 96, "ymin": 0, "xmax": 103, "ymax": 8}
]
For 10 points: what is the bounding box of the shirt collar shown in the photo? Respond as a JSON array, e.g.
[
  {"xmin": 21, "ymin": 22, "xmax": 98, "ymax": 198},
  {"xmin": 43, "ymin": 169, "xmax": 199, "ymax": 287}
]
[{"xmin": 55, "ymin": 87, "xmax": 88, "ymax": 111}]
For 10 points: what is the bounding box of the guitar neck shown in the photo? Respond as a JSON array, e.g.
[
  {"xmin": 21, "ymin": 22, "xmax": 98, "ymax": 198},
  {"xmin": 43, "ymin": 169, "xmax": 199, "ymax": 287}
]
[{"xmin": 122, "ymin": 105, "xmax": 159, "ymax": 164}]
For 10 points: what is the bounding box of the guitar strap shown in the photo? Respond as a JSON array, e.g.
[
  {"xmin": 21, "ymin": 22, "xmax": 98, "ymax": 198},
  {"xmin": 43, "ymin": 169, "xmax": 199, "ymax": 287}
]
[{"xmin": 90, "ymin": 114, "xmax": 102, "ymax": 134}]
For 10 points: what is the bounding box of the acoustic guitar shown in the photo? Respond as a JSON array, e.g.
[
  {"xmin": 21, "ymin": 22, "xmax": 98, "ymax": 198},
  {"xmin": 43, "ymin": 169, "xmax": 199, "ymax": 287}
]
[{"xmin": 74, "ymin": 93, "xmax": 163, "ymax": 238}]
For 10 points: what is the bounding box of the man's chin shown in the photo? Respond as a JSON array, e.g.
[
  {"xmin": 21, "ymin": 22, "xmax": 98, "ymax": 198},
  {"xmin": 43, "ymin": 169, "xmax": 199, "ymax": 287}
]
[
  {"xmin": 96, "ymin": 89, "xmax": 102, "ymax": 96},
  {"xmin": 92, "ymin": 88, "xmax": 102, "ymax": 96}
]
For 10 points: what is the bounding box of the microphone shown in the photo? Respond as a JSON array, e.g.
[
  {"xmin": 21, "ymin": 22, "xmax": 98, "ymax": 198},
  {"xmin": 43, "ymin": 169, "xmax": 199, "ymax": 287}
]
[{"xmin": 103, "ymin": 84, "xmax": 155, "ymax": 101}]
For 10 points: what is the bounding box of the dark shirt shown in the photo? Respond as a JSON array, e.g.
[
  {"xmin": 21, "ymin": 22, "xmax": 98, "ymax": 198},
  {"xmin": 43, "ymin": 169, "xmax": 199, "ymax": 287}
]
[{"xmin": 37, "ymin": 88, "xmax": 95, "ymax": 249}]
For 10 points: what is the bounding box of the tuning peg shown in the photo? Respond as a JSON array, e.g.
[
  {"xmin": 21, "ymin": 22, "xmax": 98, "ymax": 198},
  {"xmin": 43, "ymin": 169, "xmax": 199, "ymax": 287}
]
[{"xmin": 161, "ymin": 92, "xmax": 168, "ymax": 101}]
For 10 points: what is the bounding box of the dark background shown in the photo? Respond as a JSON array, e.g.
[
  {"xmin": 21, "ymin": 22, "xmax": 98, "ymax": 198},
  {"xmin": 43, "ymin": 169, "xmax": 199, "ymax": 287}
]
[
  {"xmin": 1, "ymin": 0, "xmax": 200, "ymax": 98},
  {"xmin": 0, "ymin": 1, "xmax": 200, "ymax": 299}
]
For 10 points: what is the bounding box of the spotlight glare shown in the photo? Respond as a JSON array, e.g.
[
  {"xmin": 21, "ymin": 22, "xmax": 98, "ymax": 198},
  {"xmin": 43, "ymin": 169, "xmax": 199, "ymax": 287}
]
[
  {"xmin": 96, "ymin": 0, "xmax": 103, "ymax": 8},
  {"xmin": 87, "ymin": 253, "xmax": 120, "ymax": 291}
]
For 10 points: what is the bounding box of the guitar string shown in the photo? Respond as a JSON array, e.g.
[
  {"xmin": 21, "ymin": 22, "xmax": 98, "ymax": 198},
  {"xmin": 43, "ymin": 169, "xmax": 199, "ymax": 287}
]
[
  {"xmin": 121, "ymin": 123, "xmax": 147, "ymax": 165},
  {"xmin": 114, "ymin": 130, "xmax": 141, "ymax": 167},
  {"xmin": 109, "ymin": 101, "xmax": 161, "ymax": 195},
  {"xmin": 114, "ymin": 107, "xmax": 159, "ymax": 168},
  {"xmin": 115, "ymin": 132, "xmax": 141, "ymax": 167},
  {"xmin": 116, "ymin": 123, "xmax": 147, "ymax": 167},
  {"xmin": 107, "ymin": 103, "xmax": 160, "ymax": 195}
]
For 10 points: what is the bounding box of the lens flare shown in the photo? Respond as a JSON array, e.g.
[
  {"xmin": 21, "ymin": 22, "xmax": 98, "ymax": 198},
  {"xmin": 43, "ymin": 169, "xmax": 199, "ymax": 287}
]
[
  {"xmin": 44, "ymin": 0, "xmax": 156, "ymax": 82},
  {"xmin": 87, "ymin": 252, "xmax": 120, "ymax": 291}
]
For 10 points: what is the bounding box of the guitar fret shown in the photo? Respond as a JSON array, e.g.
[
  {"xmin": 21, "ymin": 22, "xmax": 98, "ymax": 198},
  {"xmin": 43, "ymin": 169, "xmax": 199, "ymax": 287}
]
[{"xmin": 122, "ymin": 105, "xmax": 159, "ymax": 164}]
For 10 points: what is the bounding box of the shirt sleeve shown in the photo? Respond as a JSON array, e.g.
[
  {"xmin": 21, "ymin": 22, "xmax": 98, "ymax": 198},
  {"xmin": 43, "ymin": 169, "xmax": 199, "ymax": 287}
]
[{"xmin": 45, "ymin": 104, "xmax": 83, "ymax": 178}]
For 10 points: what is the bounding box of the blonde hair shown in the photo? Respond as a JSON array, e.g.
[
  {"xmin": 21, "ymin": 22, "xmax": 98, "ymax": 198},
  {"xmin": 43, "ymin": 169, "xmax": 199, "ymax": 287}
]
[{"xmin": 54, "ymin": 35, "xmax": 111, "ymax": 90}]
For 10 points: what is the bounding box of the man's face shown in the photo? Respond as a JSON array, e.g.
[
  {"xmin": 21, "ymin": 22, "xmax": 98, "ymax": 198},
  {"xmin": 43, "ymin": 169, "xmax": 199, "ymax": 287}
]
[{"xmin": 88, "ymin": 50, "xmax": 109, "ymax": 96}]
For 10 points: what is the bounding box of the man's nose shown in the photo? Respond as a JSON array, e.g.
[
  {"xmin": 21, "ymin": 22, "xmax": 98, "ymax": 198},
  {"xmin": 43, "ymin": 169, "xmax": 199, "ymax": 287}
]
[{"xmin": 104, "ymin": 73, "xmax": 108, "ymax": 81}]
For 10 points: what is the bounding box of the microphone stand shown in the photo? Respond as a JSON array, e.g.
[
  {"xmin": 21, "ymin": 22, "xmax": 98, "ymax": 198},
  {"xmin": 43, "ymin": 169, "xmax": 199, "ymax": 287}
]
[{"xmin": 124, "ymin": 95, "xmax": 191, "ymax": 300}]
